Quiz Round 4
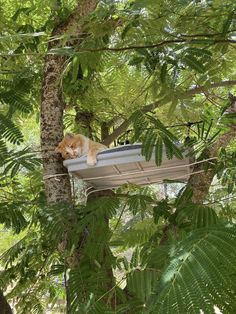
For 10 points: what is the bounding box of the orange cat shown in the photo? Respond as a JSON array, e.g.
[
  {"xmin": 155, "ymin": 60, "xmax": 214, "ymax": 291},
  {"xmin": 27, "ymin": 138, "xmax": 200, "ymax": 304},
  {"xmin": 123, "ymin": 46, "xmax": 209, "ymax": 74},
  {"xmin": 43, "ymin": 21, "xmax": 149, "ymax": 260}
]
[{"xmin": 55, "ymin": 133, "xmax": 107, "ymax": 166}]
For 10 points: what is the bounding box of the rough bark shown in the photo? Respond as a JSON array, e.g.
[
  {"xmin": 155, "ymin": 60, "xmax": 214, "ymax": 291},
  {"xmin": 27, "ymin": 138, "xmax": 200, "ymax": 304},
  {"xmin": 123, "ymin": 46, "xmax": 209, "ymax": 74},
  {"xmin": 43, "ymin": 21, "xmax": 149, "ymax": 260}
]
[
  {"xmin": 41, "ymin": 54, "xmax": 72, "ymax": 203},
  {"xmin": 0, "ymin": 290, "xmax": 13, "ymax": 314},
  {"xmin": 87, "ymin": 190, "xmax": 117, "ymax": 309},
  {"xmin": 188, "ymin": 100, "xmax": 236, "ymax": 203},
  {"xmin": 40, "ymin": 0, "xmax": 98, "ymax": 204},
  {"xmin": 40, "ymin": 2, "xmax": 105, "ymax": 310},
  {"xmin": 101, "ymin": 122, "xmax": 110, "ymax": 143},
  {"xmin": 75, "ymin": 107, "xmax": 94, "ymax": 138},
  {"xmin": 188, "ymin": 127, "xmax": 236, "ymax": 203}
]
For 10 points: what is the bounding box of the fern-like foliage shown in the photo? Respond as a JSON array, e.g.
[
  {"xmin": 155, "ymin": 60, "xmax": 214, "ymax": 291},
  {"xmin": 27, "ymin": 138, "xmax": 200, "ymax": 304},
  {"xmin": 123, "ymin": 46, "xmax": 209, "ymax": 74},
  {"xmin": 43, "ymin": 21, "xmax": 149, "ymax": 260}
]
[
  {"xmin": 113, "ymin": 218, "xmax": 158, "ymax": 248},
  {"xmin": 1, "ymin": 147, "xmax": 41, "ymax": 177},
  {"xmin": 0, "ymin": 138, "xmax": 8, "ymax": 163},
  {"xmin": 132, "ymin": 112, "xmax": 183, "ymax": 166},
  {"xmin": 0, "ymin": 72, "xmax": 35, "ymax": 145},
  {"xmin": 189, "ymin": 119, "xmax": 221, "ymax": 158},
  {"xmin": 0, "ymin": 75, "xmax": 34, "ymax": 117},
  {"xmin": 145, "ymin": 225, "xmax": 236, "ymax": 314},
  {"xmin": 0, "ymin": 114, "xmax": 24, "ymax": 144},
  {"xmin": 216, "ymin": 148, "xmax": 236, "ymax": 194},
  {"xmin": 0, "ymin": 228, "xmax": 65, "ymax": 313},
  {"xmin": 0, "ymin": 1, "xmax": 236, "ymax": 313},
  {"xmin": 0, "ymin": 202, "xmax": 28, "ymax": 233},
  {"xmin": 175, "ymin": 203, "xmax": 219, "ymax": 229},
  {"xmin": 127, "ymin": 268, "xmax": 157, "ymax": 304}
]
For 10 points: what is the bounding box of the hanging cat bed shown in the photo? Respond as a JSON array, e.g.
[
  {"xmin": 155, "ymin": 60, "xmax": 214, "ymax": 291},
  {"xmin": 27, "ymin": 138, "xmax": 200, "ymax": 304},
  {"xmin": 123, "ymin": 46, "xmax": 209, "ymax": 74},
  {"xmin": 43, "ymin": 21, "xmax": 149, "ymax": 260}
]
[{"xmin": 63, "ymin": 144, "xmax": 193, "ymax": 190}]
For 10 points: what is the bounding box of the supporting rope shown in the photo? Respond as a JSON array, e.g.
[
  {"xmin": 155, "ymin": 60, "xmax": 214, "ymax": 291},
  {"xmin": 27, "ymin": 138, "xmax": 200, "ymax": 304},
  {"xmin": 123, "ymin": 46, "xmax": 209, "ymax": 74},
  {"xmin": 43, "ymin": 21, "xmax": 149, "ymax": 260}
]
[
  {"xmin": 85, "ymin": 169, "xmax": 207, "ymax": 195},
  {"xmin": 79, "ymin": 157, "xmax": 217, "ymax": 181},
  {"xmin": 43, "ymin": 157, "xmax": 217, "ymax": 190},
  {"xmin": 43, "ymin": 173, "xmax": 69, "ymax": 180}
]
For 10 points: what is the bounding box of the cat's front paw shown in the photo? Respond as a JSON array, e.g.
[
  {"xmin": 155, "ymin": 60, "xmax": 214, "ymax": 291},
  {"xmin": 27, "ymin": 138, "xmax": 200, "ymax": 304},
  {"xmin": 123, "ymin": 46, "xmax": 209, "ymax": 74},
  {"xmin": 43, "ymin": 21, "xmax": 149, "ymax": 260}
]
[{"xmin": 87, "ymin": 158, "xmax": 97, "ymax": 166}]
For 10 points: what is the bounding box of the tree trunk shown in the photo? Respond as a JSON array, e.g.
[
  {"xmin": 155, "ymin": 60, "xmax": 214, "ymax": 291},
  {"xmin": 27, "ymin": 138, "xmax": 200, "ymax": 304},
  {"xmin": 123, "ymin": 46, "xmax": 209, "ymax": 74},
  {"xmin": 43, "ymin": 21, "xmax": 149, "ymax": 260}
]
[
  {"xmin": 87, "ymin": 190, "xmax": 117, "ymax": 309},
  {"xmin": 0, "ymin": 290, "xmax": 13, "ymax": 314},
  {"xmin": 41, "ymin": 54, "xmax": 72, "ymax": 204},
  {"xmin": 40, "ymin": 0, "xmax": 98, "ymax": 310},
  {"xmin": 40, "ymin": 0, "xmax": 98, "ymax": 204}
]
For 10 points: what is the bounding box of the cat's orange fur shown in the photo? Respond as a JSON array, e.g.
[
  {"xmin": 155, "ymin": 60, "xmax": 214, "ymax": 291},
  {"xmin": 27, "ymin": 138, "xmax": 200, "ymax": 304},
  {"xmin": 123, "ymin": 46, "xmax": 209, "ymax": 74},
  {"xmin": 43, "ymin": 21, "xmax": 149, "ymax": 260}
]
[{"xmin": 55, "ymin": 133, "xmax": 107, "ymax": 166}]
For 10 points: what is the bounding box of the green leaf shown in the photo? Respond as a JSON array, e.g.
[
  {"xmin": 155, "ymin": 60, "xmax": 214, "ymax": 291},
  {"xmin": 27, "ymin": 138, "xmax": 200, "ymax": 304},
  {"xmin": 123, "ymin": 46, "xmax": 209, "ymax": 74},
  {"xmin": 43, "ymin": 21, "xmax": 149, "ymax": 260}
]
[
  {"xmin": 155, "ymin": 137, "xmax": 163, "ymax": 166},
  {"xmin": 153, "ymin": 199, "xmax": 171, "ymax": 224},
  {"xmin": 185, "ymin": 47, "xmax": 212, "ymax": 57},
  {"xmin": 173, "ymin": 145, "xmax": 183, "ymax": 159},
  {"xmin": 167, "ymin": 98, "xmax": 178, "ymax": 117},
  {"xmin": 146, "ymin": 225, "xmax": 236, "ymax": 314},
  {"xmin": 145, "ymin": 246, "xmax": 169, "ymax": 269},
  {"xmin": 127, "ymin": 269, "xmax": 156, "ymax": 302},
  {"xmin": 142, "ymin": 129, "xmax": 157, "ymax": 161},
  {"xmin": 175, "ymin": 186, "xmax": 193, "ymax": 209},
  {"xmin": 183, "ymin": 54, "xmax": 205, "ymax": 73},
  {"xmin": 176, "ymin": 204, "xmax": 218, "ymax": 229},
  {"xmin": 3, "ymin": 148, "xmax": 41, "ymax": 177},
  {"xmin": 160, "ymin": 63, "xmax": 167, "ymax": 83},
  {"xmin": 48, "ymin": 264, "xmax": 65, "ymax": 277},
  {"xmin": 71, "ymin": 55, "xmax": 80, "ymax": 83},
  {"xmin": 162, "ymin": 136, "xmax": 174, "ymax": 159},
  {"xmin": 0, "ymin": 114, "xmax": 24, "ymax": 144},
  {"xmin": 222, "ymin": 11, "xmax": 235, "ymax": 34},
  {"xmin": 129, "ymin": 56, "xmax": 144, "ymax": 66},
  {"xmin": 12, "ymin": 7, "xmax": 32, "ymax": 21},
  {"xmin": 204, "ymin": 120, "xmax": 213, "ymax": 141},
  {"xmin": 192, "ymin": 205, "xmax": 218, "ymax": 229},
  {"xmin": 201, "ymin": 120, "xmax": 205, "ymax": 140}
]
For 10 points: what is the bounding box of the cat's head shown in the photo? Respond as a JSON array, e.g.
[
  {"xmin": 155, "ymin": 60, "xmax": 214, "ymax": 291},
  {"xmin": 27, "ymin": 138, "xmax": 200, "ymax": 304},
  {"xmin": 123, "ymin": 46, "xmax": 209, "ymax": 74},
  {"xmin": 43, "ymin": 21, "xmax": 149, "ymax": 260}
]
[{"xmin": 55, "ymin": 133, "xmax": 83, "ymax": 159}]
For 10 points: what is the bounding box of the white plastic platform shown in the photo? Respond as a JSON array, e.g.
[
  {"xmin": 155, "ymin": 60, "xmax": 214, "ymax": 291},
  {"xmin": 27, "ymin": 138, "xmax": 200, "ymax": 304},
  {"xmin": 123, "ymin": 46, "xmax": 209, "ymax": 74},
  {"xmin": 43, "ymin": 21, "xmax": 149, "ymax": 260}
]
[{"xmin": 63, "ymin": 144, "xmax": 192, "ymax": 189}]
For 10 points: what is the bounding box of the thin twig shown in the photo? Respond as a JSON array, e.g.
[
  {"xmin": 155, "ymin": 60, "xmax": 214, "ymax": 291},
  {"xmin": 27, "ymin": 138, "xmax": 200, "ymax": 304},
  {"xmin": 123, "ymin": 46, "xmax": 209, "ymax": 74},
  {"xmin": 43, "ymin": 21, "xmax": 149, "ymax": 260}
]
[{"xmin": 1, "ymin": 38, "xmax": 236, "ymax": 58}]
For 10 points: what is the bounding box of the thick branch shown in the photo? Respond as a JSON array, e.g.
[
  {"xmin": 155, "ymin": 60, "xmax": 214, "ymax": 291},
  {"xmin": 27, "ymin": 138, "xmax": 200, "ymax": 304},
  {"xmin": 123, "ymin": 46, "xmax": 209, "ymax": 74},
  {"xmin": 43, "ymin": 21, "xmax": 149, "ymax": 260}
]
[
  {"xmin": 159, "ymin": 101, "xmax": 236, "ymax": 244},
  {"xmin": 188, "ymin": 104, "xmax": 236, "ymax": 203},
  {"xmin": 185, "ymin": 80, "xmax": 236, "ymax": 96},
  {"xmin": 188, "ymin": 130, "xmax": 236, "ymax": 203},
  {"xmin": 102, "ymin": 80, "xmax": 236, "ymax": 146},
  {"xmin": 51, "ymin": 0, "xmax": 99, "ymax": 40}
]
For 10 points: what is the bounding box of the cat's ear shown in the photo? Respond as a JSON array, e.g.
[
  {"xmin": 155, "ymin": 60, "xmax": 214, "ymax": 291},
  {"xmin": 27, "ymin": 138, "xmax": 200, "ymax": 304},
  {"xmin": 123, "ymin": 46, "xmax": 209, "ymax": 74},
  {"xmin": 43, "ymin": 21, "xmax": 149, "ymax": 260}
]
[{"xmin": 64, "ymin": 133, "xmax": 74, "ymax": 139}]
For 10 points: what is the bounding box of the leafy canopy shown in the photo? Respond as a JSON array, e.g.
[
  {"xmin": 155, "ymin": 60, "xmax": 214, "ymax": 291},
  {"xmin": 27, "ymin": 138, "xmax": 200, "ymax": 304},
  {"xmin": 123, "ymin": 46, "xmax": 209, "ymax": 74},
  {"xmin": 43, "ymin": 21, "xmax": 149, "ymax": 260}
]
[{"xmin": 0, "ymin": 0, "xmax": 236, "ymax": 313}]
